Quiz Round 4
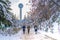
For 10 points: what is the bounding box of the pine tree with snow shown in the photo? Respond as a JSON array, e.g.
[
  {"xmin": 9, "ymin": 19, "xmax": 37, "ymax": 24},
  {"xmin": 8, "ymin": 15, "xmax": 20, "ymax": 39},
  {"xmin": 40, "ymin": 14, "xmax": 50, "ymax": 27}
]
[{"xmin": 0, "ymin": 0, "xmax": 14, "ymax": 29}]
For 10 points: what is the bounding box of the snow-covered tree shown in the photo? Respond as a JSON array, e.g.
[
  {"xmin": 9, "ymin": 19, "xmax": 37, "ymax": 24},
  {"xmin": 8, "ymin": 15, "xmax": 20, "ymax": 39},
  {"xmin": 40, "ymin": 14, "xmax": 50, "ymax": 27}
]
[
  {"xmin": 0, "ymin": 0, "xmax": 12, "ymax": 27},
  {"xmin": 0, "ymin": 0, "xmax": 19, "ymax": 30},
  {"xmin": 28, "ymin": 0, "xmax": 60, "ymax": 33}
]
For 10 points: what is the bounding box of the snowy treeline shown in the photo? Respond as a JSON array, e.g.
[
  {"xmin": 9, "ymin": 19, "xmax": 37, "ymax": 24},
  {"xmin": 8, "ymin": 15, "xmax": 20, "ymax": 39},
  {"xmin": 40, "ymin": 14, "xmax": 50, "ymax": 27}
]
[{"xmin": 24, "ymin": 0, "xmax": 60, "ymax": 33}]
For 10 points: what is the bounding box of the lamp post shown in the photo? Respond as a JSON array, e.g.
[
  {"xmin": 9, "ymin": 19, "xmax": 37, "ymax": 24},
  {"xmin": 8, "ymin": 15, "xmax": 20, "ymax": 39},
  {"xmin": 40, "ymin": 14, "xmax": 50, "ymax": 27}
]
[{"xmin": 18, "ymin": 3, "xmax": 23, "ymax": 20}]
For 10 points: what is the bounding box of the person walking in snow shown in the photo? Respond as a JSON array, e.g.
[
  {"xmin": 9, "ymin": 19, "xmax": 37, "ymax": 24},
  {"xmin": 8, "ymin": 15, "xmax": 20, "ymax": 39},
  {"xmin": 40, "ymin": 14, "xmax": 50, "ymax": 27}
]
[
  {"xmin": 27, "ymin": 26, "xmax": 30, "ymax": 34},
  {"xmin": 34, "ymin": 25, "xmax": 38, "ymax": 34},
  {"xmin": 22, "ymin": 25, "xmax": 26, "ymax": 34}
]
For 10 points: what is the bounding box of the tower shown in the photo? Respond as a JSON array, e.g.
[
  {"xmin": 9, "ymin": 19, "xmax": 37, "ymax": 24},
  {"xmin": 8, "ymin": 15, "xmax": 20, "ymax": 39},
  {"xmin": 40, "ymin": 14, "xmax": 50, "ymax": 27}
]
[{"xmin": 18, "ymin": 3, "xmax": 23, "ymax": 20}]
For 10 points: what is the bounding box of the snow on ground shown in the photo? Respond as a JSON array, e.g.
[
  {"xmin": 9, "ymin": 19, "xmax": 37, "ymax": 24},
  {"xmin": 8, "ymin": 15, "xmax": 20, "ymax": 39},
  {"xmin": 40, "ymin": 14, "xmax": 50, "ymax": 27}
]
[
  {"xmin": 0, "ymin": 22, "xmax": 60, "ymax": 40},
  {"xmin": 0, "ymin": 27, "xmax": 60, "ymax": 40}
]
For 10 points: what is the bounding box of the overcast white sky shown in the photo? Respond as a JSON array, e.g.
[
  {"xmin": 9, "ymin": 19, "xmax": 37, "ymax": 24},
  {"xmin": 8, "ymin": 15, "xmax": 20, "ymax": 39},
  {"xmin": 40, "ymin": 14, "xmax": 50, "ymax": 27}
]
[{"xmin": 9, "ymin": 0, "xmax": 31, "ymax": 19}]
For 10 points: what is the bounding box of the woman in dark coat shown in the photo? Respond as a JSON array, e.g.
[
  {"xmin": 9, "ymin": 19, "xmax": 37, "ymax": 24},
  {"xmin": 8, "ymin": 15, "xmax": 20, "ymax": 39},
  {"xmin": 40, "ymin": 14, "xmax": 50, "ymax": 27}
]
[{"xmin": 22, "ymin": 25, "xmax": 26, "ymax": 34}]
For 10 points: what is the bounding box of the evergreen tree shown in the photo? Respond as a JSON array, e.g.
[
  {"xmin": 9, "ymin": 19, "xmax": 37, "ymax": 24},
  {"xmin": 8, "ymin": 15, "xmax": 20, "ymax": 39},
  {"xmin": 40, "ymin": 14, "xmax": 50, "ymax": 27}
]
[{"xmin": 0, "ymin": 0, "xmax": 13, "ymax": 29}]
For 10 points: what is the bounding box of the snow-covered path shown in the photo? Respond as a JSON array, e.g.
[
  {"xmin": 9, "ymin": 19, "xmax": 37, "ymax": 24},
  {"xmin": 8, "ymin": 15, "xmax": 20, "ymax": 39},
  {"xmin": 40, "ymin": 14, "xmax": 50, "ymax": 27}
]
[
  {"xmin": 21, "ymin": 28, "xmax": 56, "ymax": 40},
  {"xmin": 0, "ymin": 28, "xmax": 58, "ymax": 40}
]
